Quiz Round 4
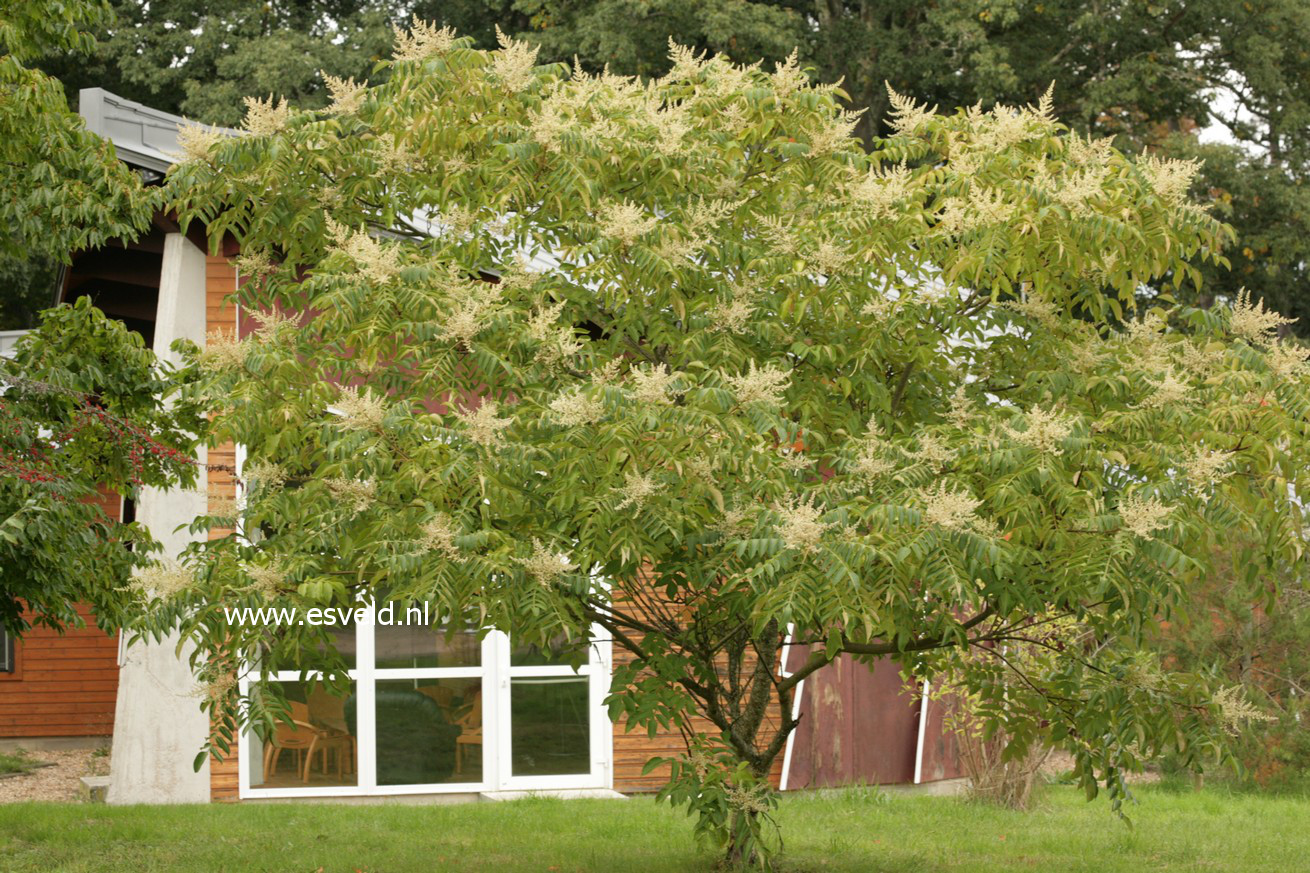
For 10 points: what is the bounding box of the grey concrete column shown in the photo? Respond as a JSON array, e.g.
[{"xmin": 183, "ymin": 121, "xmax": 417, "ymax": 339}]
[{"xmin": 108, "ymin": 232, "xmax": 213, "ymax": 804}]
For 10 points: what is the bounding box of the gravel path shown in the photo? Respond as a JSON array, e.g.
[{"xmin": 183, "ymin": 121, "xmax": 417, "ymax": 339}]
[{"xmin": 0, "ymin": 748, "xmax": 109, "ymax": 804}]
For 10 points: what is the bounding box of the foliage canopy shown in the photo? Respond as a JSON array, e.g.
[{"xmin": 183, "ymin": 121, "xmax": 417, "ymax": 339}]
[{"xmin": 153, "ymin": 31, "xmax": 1309, "ymax": 865}]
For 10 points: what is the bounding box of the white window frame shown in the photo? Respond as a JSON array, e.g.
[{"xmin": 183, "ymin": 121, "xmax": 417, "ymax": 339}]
[{"xmin": 237, "ymin": 617, "xmax": 612, "ymax": 799}]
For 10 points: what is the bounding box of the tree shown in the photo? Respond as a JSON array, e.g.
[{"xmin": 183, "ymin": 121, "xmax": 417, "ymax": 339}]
[
  {"xmin": 0, "ymin": 0, "xmax": 155, "ymax": 267},
  {"xmin": 0, "ymin": 298, "xmax": 203, "ymax": 635},
  {"xmin": 487, "ymin": 1, "xmax": 1310, "ymax": 335},
  {"xmin": 37, "ymin": 0, "xmax": 399, "ymax": 127},
  {"xmin": 153, "ymin": 31, "xmax": 1308, "ymax": 867}
]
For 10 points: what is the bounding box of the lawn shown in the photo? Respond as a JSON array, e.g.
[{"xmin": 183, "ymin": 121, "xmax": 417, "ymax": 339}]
[{"xmin": 1, "ymin": 783, "xmax": 1307, "ymax": 872}]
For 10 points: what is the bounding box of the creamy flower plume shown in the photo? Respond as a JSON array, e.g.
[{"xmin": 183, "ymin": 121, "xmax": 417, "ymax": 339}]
[
  {"xmin": 548, "ymin": 387, "xmax": 604, "ymax": 427},
  {"xmin": 490, "ymin": 25, "xmax": 540, "ymax": 90},
  {"xmin": 393, "ymin": 16, "xmax": 456, "ymax": 61},
  {"xmin": 244, "ymin": 563, "xmax": 284, "ymax": 597},
  {"xmin": 1229, "ymin": 289, "xmax": 1295, "ymax": 345},
  {"xmin": 243, "ymin": 460, "xmax": 286, "ymax": 492},
  {"xmin": 335, "ymin": 385, "xmax": 387, "ymax": 430},
  {"xmin": 630, "ymin": 364, "xmax": 681, "ymax": 405},
  {"xmin": 851, "ymin": 162, "xmax": 913, "ymax": 218},
  {"xmin": 516, "ymin": 538, "xmax": 573, "ymax": 585},
  {"xmin": 1118, "ymin": 493, "xmax": 1171, "ymax": 539},
  {"xmin": 1009, "ymin": 407, "xmax": 1073, "ymax": 455},
  {"xmin": 885, "ymin": 85, "xmax": 936, "ymax": 135},
  {"xmin": 709, "ymin": 294, "xmax": 756, "ymax": 334},
  {"xmin": 323, "ymin": 73, "xmax": 366, "ymax": 115},
  {"xmin": 1183, "ymin": 448, "xmax": 1231, "ymax": 491},
  {"xmin": 421, "ymin": 513, "xmax": 466, "ymax": 562},
  {"xmin": 130, "ymin": 559, "xmax": 195, "ymax": 599},
  {"xmin": 616, "ymin": 469, "xmax": 662, "ymax": 510},
  {"xmin": 1140, "ymin": 368, "xmax": 1190, "ymax": 409},
  {"xmin": 921, "ymin": 482, "xmax": 983, "ymax": 533},
  {"xmin": 200, "ymin": 330, "xmax": 247, "ymax": 372},
  {"xmin": 1140, "ymin": 155, "xmax": 1200, "ymax": 206},
  {"xmin": 911, "ymin": 433, "xmax": 954, "ymax": 467},
  {"xmin": 242, "ymin": 96, "xmax": 290, "ymax": 137},
  {"xmin": 326, "ymin": 219, "xmax": 402, "ymax": 283},
  {"xmin": 455, "ymin": 400, "xmax": 513, "ymax": 448},
  {"xmin": 598, "ymin": 200, "xmax": 658, "ymax": 246},
  {"xmin": 774, "ymin": 496, "xmax": 828, "ymax": 553},
  {"xmin": 1214, "ymin": 685, "xmax": 1276, "ymax": 736},
  {"xmin": 175, "ymin": 124, "xmax": 226, "ymax": 163},
  {"xmin": 726, "ymin": 361, "xmax": 790, "ymax": 407},
  {"xmin": 326, "ymin": 477, "xmax": 376, "ymax": 512}
]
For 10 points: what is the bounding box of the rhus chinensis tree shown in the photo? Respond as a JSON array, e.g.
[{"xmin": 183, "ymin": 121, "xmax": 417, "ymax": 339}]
[{"xmin": 152, "ymin": 25, "xmax": 1310, "ymax": 868}]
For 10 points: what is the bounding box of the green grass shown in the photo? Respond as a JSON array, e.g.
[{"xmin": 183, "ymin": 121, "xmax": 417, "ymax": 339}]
[
  {"xmin": 0, "ymin": 750, "xmax": 40, "ymax": 776},
  {"xmin": 1, "ymin": 783, "xmax": 1308, "ymax": 872}
]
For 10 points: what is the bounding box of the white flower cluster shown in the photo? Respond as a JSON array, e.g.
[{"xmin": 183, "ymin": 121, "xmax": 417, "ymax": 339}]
[
  {"xmin": 1229, "ymin": 289, "xmax": 1296, "ymax": 345},
  {"xmin": 1140, "ymin": 155, "xmax": 1201, "ymax": 206},
  {"xmin": 243, "ymin": 460, "xmax": 287, "ymax": 492},
  {"xmin": 322, "ymin": 74, "xmax": 365, "ymax": 115},
  {"xmin": 243, "ymin": 563, "xmax": 284, "ymax": 597},
  {"xmin": 335, "ymin": 385, "xmax": 388, "ymax": 430},
  {"xmin": 1182, "ymin": 448, "xmax": 1231, "ymax": 491},
  {"xmin": 774, "ymin": 496, "xmax": 829, "ymax": 553},
  {"xmin": 200, "ymin": 330, "xmax": 247, "ymax": 372},
  {"xmin": 525, "ymin": 300, "xmax": 584, "ymax": 366},
  {"xmin": 1117, "ymin": 493, "xmax": 1171, "ymax": 539},
  {"xmin": 616, "ymin": 469, "xmax": 662, "ymax": 510},
  {"xmin": 326, "ymin": 219, "xmax": 402, "ymax": 284},
  {"xmin": 920, "ymin": 482, "xmax": 983, "ymax": 533},
  {"xmin": 325, "ymin": 477, "xmax": 376, "ymax": 512},
  {"xmin": 598, "ymin": 200, "xmax": 658, "ymax": 246},
  {"xmin": 1008, "ymin": 407, "xmax": 1073, "ymax": 455},
  {"xmin": 455, "ymin": 400, "xmax": 513, "ymax": 448},
  {"xmin": 392, "ymin": 16, "xmax": 456, "ymax": 62},
  {"xmin": 726, "ymin": 361, "xmax": 790, "ymax": 407},
  {"xmin": 130, "ymin": 559, "xmax": 195, "ymax": 599},
  {"xmin": 491, "ymin": 26, "xmax": 539, "ymax": 92},
  {"xmin": 242, "ymin": 96, "xmax": 291, "ymax": 137},
  {"xmin": 515, "ymin": 538, "xmax": 574, "ymax": 586},
  {"xmin": 548, "ymin": 387, "xmax": 605, "ymax": 427},
  {"xmin": 421, "ymin": 513, "xmax": 466, "ymax": 563},
  {"xmin": 630, "ymin": 364, "xmax": 682, "ymax": 406},
  {"xmin": 175, "ymin": 124, "xmax": 227, "ymax": 163}
]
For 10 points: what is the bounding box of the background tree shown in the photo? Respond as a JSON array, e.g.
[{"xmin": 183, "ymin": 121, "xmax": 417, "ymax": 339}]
[
  {"xmin": 20, "ymin": 1, "xmax": 1310, "ymax": 334},
  {"xmin": 0, "ymin": 0, "xmax": 156, "ymax": 328},
  {"xmin": 0, "ymin": 298, "xmax": 203, "ymax": 635},
  {"xmin": 150, "ymin": 32, "xmax": 1308, "ymax": 867}
]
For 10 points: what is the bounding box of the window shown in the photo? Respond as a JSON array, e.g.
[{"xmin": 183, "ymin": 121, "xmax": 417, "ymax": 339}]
[
  {"xmin": 0, "ymin": 628, "xmax": 13, "ymax": 673},
  {"xmin": 239, "ymin": 606, "xmax": 611, "ymax": 798}
]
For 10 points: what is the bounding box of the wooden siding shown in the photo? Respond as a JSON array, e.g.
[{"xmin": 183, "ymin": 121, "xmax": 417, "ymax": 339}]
[
  {"xmin": 0, "ymin": 486, "xmax": 122, "ymax": 738},
  {"xmin": 207, "ymin": 254, "xmax": 243, "ymax": 802},
  {"xmin": 0, "ymin": 601, "xmax": 119, "ymax": 738},
  {"xmin": 609, "ymin": 583, "xmax": 786, "ymax": 793}
]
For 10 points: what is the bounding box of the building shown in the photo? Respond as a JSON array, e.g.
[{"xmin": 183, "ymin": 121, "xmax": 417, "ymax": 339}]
[{"xmin": 0, "ymin": 88, "xmax": 962, "ymax": 802}]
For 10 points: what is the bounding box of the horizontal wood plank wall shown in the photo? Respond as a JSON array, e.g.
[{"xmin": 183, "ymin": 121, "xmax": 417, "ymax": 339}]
[
  {"xmin": 0, "ymin": 486, "xmax": 122, "ymax": 738},
  {"xmin": 610, "ymin": 582, "xmax": 785, "ymax": 793},
  {"xmin": 207, "ymin": 254, "xmax": 242, "ymax": 802},
  {"xmin": 0, "ymin": 611, "xmax": 119, "ymax": 737}
]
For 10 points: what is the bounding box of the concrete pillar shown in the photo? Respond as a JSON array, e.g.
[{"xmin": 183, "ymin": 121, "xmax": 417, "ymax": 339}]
[{"xmin": 108, "ymin": 233, "xmax": 212, "ymax": 804}]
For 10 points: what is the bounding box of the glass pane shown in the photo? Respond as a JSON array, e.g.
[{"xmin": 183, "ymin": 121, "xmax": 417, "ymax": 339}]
[
  {"xmin": 249, "ymin": 680, "xmax": 357, "ymax": 789},
  {"xmin": 510, "ymin": 632, "xmax": 587, "ymax": 667},
  {"xmin": 375, "ymin": 605, "xmax": 480, "ymax": 669},
  {"xmin": 375, "ymin": 678, "xmax": 482, "ymax": 785},
  {"xmin": 510, "ymin": 677, "xmax": 590, "ymax": 777}
]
